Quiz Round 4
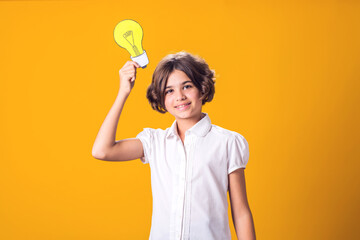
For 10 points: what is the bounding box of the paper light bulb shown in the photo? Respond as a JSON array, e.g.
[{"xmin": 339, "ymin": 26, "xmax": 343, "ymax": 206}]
[{"xmin": 114, "ymin": 19, "xmax": 149, "ymax": 68}]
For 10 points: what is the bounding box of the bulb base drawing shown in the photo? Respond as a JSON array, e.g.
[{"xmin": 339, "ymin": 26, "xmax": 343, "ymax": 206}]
[{"xmin": 131, "ymin": 50, "xmax": 149, "ymax": 68}]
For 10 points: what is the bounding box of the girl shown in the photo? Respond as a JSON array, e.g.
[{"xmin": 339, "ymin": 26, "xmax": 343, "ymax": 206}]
[{"xmin": 92, "ymin": 51, "xmax": 256, "ymax": 240}]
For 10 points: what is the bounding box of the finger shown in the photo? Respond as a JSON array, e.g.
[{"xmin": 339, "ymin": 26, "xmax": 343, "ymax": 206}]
[
  {"xmin": 127, "ymin": 71, "xmax": 135, "ymax": 80},
  {"xmin": 123, "ymin": 61, "xmax": 134, "ymax": 70},
  {"xmin": 122, "ymin": 69, "xmax": 134, "ymax": 74},
  {"xmin": 131, "ymin": 61, "xmax": 141, "ymax": 68},
  {"xmin": 123, "ymin": 72, "xmax": 136, "ymax": 79},
  {"xmin": 123, "ymin": 61, "xmax": 140, "ymax": 71},
  {"xmin": 124, "ymin": 65, "xmax": 138, "ymax": 73}
]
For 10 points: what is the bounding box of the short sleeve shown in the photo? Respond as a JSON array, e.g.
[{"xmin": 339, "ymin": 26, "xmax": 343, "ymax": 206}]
[
  {"xmin": 227, "ymin": 133, "xmax": 250, "ymax": 174},
  {"xmin": 136, "ymin": 128, "xmax": 154, "ymax": 164}
]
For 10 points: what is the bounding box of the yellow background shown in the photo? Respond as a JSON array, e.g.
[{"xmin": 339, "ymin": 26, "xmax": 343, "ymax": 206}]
[{"xmin": 1, "ymin": 0, "xmax": 359, "ymax": 239}]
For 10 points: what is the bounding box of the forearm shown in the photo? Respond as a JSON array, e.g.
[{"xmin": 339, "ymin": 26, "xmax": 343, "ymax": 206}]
[
  {"xmin": 234, "ymin": 210, "xmax": 256, "ymax": 240},
  {"xmin": 92, "ymin": 92, "xmax": 128, "ymax": 157}
]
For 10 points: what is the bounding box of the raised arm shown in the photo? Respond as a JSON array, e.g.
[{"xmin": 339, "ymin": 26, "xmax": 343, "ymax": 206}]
[{"xmin": 92, "ymin": 61, "xmax": 144, "ymax": 161}]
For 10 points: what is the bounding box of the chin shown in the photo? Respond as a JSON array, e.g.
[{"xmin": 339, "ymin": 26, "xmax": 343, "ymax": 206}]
[{"xmin": 176, "ymin": 110, "xmax": 201, "ymax": 120}]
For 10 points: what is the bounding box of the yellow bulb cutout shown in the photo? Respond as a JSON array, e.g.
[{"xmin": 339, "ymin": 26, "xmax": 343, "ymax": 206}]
[{"xmin": 114, "ymin": 19, "xmax": 149, "ymax": 68}]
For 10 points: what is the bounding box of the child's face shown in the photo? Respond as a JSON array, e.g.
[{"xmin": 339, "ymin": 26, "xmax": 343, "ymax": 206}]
[{"xmin": 164, "ymin": 70, "xmax": 202, "ymax": 121}]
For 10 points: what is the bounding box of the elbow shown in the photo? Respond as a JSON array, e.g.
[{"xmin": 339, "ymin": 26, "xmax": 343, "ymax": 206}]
[
  {"xmin": 92, "ymin": 152, "xmax": 106, "ymax": 160},
  {"xmin": 92, "ymin": 148, "xmax": 106, "ymax": 160}
]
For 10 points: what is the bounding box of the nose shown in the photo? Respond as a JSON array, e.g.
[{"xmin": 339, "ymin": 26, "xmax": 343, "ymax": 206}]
[{"xmin": 176, "ymin": 89, "xmax": 186, "ymax": 101}]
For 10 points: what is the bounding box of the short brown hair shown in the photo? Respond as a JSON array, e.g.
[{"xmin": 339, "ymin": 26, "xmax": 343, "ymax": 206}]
[{"xmin": 146, "ymin": 51, "xmax": 216, "ymax": 113}]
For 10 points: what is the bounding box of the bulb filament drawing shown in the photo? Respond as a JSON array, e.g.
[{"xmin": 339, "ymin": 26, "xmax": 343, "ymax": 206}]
[{"xmin": 123, "ymin": 31, "xmax": 140, "ymax": 56}]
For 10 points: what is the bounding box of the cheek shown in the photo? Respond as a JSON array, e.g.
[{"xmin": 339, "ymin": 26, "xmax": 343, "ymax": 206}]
[
  {"xmin": 188, "ymin": 89, "xmax": 201, "ymax": 101},
  {"xmin": 164, "ymin": 96, "xmax": 172, "ymax": 108}
]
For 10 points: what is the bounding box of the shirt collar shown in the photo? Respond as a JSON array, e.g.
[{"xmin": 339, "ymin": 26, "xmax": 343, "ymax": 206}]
[{"xmin": 166, "ymin": 112, "xmax": 212, "ymax": 139}]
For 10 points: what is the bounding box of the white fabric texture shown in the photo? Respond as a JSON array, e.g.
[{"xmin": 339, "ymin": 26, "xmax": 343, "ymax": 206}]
[{"xmin": 136, "ymin": 112, "xmax": 249, "ymax": 240}]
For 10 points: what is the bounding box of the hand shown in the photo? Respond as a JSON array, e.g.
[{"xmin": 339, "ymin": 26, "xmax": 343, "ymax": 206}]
[{"xmin": 118, "ymin": 61, "xmax": 141, "ymax": 96}]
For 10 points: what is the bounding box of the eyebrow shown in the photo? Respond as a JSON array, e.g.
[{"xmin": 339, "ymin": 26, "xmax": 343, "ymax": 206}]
[{"xmin": 165, "ymin": 81, "xmax": 192, "ymax": 89}]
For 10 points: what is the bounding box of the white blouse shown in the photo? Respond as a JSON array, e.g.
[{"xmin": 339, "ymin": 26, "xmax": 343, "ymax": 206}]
[{"xmin": 136, "ymin": 112, "xmax": 249, "ymax": 240}]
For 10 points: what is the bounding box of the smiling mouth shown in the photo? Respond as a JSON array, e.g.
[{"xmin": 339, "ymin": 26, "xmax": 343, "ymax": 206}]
[{"xmin": 175, "ymin": 102, "xmax": 191, "ymax": 108}]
